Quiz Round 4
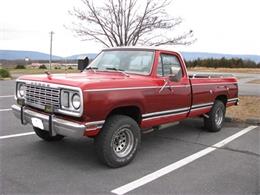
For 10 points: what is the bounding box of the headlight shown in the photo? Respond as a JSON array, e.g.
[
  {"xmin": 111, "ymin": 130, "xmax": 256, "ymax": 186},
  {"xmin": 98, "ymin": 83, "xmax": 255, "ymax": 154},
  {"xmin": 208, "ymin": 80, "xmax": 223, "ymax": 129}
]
[
  {"xmin": 17, "ymin": 83, "xmax": 26, "ymax": 98},
  {"xmin": 60, "ymin": 89, "xmax": 82, "ymax": 114},
  {"xmin": 61, "ymin": 91, "xmax": 70, "ymax": 108},
  {"xmin": 71, "ymin": 93, "xmax": 81, "ymax": 110}
]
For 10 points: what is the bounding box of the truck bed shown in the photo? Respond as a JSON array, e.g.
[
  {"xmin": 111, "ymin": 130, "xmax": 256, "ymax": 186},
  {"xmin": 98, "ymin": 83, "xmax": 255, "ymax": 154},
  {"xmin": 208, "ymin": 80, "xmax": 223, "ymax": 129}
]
[{"xmin": 188, "ymin": 74, "xmax": 238, "ymax": 117}]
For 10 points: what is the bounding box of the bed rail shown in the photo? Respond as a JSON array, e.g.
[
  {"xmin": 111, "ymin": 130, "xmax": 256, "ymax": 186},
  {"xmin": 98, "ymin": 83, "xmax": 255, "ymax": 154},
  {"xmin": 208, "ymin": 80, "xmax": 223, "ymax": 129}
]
[{"xmin": 188, "ymin": 73, "xmax": 234, "ymax": 79}]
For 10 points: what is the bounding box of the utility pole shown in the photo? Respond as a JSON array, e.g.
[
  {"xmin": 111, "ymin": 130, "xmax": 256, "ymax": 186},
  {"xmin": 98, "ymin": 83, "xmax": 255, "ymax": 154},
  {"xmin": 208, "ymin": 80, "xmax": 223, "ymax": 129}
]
[{"xmin": 49, "ymin": 31, "xmax": 54, "ymax": 70}]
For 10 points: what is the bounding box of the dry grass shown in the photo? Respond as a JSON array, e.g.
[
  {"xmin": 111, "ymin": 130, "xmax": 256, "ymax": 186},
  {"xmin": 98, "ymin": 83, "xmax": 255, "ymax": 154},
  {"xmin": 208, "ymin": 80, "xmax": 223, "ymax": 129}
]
[
  {"xmin": 247, "ymin": 79, "xmax": 260, "ymax": 84},
  {"xmin": 188, "ymin": 67, "xmax": 260, "ymax": 74},
  {"xmin": 226, "ymin": 96, "xmax": 260, "ymax": 121},
  {"xmin": 9, "ymin": 68, "xmax": 80, "ymax": 75}
]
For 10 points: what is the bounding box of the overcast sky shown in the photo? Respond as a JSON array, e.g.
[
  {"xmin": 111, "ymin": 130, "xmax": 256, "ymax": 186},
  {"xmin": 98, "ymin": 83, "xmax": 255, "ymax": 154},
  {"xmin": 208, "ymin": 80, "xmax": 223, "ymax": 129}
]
[{"xmin": 1, "ymin": 0, "xmax": 259, "ymax": 57}]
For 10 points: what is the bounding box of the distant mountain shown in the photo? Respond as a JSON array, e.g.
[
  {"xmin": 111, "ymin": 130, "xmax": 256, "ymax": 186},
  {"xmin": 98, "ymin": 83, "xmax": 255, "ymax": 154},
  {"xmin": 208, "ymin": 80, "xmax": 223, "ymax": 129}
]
[
  {"xmin": 66, "ymin": 53, "xmax": 97, "ymax": 60},
  {"xmin": 181, "ymin": 52, "xmax": 260, "ymax": 63},
  {"xmin": 0, "ymin": 49, "xmax": 259, "ymax": 63},
  {"xmin": 0, "ymin": 50, "xmax": 62, "ymax": 60}
]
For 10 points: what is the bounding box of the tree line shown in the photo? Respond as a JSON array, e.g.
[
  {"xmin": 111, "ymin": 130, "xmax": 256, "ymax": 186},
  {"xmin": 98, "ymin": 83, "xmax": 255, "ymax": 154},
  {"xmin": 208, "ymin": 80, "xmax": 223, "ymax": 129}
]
[
  {"xmin": 185, "ymin": 58, "xmax": 260, "ymax": 68},
  {"xmin": 1, "ymin": 57, "xmax": 259, "ymax": 69}
]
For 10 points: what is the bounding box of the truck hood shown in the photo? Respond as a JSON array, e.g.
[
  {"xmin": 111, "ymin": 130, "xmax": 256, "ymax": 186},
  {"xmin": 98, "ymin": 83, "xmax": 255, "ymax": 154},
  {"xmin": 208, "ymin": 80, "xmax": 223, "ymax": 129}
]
[{"xmin": 18, "ymin": 71, "xmax": 150, "ymax": 89}]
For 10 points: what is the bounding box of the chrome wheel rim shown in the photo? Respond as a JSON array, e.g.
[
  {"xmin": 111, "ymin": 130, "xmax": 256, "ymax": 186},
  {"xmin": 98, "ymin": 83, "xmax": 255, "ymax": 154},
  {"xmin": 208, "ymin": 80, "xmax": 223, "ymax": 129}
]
[
  {"xmin": 112, "ymin": 127, "xmax": 134, "ymax": 158},
  {"xmin": 215, "ymin": 108, "xmax": 223, "ymax": 127}
]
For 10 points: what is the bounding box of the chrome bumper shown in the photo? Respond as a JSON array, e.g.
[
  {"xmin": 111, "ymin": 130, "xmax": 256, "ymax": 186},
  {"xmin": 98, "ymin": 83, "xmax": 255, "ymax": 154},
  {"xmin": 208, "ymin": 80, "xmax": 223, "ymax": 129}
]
[{"xmin": 11, "ymin": 104, "xmax": 86, "ymax": 137}]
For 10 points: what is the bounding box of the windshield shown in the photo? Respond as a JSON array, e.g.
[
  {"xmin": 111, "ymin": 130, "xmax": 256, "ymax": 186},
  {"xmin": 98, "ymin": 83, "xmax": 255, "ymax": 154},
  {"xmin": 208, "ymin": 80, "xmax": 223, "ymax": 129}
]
[{"xmin": 86, "ymin": 50, "xmax": 154, "ymax": 75}]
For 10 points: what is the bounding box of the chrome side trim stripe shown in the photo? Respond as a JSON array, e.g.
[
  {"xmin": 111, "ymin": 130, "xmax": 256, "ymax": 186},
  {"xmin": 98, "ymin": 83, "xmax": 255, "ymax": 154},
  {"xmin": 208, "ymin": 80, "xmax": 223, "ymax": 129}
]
[
  {"xmin": 84, "ymin": 82, "xmax": 238, "ymax": 93},
  {"xmin": 142, "ymin": 102, "xmax": 215, "ymax": 121},
  {"xmin": 142, "ymin": 107, "xmax": 190, "ymax": 118},
  {"xmin": 191, "ymin": 102, "xmax": 214, "ymax": 109},
  {"xmin": 142, "ymin": 111, "xmax": 189, "ymax": 121},
  {"xmin": 85, "ymin": 85, "xmax": 189, "ymax": 92},
  {"xmin": 192, "ymin": 82, "xmax": 238, "ymax": 86},
  {"xmin": 228, "ymin": 98, "xmax": 239, "ymax": 102},
  {"xmin": 85, "ymin": 86, "xmax": 158, "ymax": 92},
  {"xmin": 190, "ymin": 105, "xmax": 212, "ymax": 112},
  {"xmin": 85, "ymin": 82, "xmax": 237, "ymax": 92}
]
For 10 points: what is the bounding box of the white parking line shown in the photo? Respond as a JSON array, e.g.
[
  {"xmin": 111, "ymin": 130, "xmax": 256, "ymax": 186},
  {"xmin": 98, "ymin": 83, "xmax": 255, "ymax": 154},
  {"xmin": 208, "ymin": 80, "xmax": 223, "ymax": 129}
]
[
  {"xmin": 111, "ymin": 125, "xmax": 258, "ymax": 195},
  {"xmin": 0, "ymin": 132, "xmax": 35, "ymax": 140},
  {"xmin": 0, "ymin": 95, "xmax": 14, "ymax": 98},
  {"xmin": 0, "ymin": 108, "xmax": 12, "ymax": 112}
]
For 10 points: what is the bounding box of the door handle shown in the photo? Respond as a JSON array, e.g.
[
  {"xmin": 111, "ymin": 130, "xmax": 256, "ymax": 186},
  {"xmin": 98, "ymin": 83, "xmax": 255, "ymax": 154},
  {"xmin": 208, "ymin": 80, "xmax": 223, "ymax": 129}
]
[{"xmin": 159, "ymin": 79, "xmax": 173, "ymax": 93}]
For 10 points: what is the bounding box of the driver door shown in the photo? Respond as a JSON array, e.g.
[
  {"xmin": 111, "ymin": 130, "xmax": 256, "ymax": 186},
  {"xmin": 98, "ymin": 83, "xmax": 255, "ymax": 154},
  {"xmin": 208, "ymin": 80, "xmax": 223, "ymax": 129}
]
[{"xmin": 145, "ymin": 52, "xmax": 191, "ymax": 124}]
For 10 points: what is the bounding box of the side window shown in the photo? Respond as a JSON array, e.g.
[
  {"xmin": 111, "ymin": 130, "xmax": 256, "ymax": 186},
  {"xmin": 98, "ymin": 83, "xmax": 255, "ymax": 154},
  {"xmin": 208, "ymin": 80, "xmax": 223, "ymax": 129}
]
[{"xmin": 157, "ymin": 54, "xmax": 182, "ymax": 77}]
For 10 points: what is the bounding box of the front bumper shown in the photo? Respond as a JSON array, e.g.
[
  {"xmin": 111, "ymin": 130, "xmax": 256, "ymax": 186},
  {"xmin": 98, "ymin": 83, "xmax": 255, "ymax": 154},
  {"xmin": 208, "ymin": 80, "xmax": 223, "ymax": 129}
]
[{"xmin": 11, "ymin": 104, "xmax": 86, "ymax": 137}]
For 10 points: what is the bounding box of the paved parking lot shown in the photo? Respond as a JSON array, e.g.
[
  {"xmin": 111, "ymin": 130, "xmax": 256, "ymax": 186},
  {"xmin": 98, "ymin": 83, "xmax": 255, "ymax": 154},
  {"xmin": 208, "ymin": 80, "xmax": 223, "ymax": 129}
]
[{"xmin": 0, "ymin": 80, "xmax": 259, "ymax": 194}]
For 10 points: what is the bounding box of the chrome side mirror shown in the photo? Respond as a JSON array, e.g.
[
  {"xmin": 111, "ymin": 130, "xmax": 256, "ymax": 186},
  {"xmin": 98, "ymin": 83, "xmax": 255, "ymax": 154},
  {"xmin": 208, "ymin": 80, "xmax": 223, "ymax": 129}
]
[{"xmin": 169, "ymin": 66, "xmax": 182, "ymax": 82}]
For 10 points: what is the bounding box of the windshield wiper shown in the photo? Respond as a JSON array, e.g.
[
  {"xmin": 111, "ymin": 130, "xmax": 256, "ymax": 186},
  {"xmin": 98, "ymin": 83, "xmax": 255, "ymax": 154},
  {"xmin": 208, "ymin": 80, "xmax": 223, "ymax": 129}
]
[
  {"xmin": 86, "ymin": 66, "xmax": 98, "ymax": 73},
  {"xmin": 105, "ymin": 67, "xmax": 129, "ymax": 77}
]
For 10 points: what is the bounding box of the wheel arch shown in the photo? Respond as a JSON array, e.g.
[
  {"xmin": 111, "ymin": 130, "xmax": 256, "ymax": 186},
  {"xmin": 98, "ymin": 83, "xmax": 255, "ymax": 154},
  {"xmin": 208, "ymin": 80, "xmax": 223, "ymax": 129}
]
[
  {"xmin": 106, "ymin": 105, "xmax": 142, "ymax": 125},
  {"xmin": 215, "ymin": 94, "xmax": 228, "ymax": 106}
]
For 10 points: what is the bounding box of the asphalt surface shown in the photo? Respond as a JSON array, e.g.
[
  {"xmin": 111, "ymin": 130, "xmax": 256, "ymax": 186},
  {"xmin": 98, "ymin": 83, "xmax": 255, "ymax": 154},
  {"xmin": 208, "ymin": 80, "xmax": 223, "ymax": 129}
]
[
  {"xmin": 0, "ymin": 80, "xmax": 260, "ymax": 194},
  {"xmin": 233, "ymin": 73, "xmax": 260, "ymax": 96}
]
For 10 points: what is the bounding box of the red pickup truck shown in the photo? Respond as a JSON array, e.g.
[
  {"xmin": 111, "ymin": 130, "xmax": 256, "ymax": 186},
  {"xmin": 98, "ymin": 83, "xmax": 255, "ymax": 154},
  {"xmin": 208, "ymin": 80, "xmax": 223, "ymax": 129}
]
[{"xmin": 12, "ymin": 47, "xmax": 239, "ymax": 167}]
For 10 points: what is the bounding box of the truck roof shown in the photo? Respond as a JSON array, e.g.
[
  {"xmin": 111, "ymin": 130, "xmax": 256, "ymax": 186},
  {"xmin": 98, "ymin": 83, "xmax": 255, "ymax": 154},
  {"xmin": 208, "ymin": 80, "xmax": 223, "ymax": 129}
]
[{"xmin": 102, "ymin": 46, "xmax": 182, "ymax": 56}]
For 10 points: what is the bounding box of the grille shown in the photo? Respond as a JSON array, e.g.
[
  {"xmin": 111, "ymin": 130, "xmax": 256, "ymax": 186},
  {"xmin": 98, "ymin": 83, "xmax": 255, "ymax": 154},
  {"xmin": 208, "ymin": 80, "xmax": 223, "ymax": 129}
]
[{"xmin": 25, "ymin": 84, "xmax": 60, "ymax": 110}]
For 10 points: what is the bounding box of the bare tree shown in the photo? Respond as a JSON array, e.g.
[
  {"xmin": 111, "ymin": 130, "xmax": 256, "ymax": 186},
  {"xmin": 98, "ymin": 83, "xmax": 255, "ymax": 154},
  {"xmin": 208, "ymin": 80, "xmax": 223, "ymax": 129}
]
[{"xmin": 69, "ymin": 0, "xmax": 196, "ymax": 47}]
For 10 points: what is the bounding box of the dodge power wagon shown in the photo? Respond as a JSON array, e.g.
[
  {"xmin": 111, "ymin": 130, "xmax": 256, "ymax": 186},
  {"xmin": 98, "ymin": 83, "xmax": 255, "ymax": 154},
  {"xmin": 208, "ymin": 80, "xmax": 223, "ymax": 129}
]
[{"xmin": 12, "ymin": 47, "xmax": 239, "ymax": 167}]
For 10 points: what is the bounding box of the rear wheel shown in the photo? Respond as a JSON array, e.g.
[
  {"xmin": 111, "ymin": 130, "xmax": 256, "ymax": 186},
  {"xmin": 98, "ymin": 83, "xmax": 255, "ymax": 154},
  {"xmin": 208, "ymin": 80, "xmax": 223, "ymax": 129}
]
[
  {"xmin": 95, "ymin": 115, "xmax": 141, "ymax": 168},
  {"xmin": 204, "ymin": 100, "xmax": 226, "ymax": 132},
  {"xmin": 33, "ymin": 127, "xmax": 64, "ymax": 141}
]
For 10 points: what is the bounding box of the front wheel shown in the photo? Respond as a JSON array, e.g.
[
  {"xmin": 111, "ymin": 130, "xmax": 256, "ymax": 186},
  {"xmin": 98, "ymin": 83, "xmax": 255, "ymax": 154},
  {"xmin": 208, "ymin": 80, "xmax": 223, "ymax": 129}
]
[
  {"xmin": 33, "ymin": 127, "xmax": 64, "ymax": 141},
  {"xmin": 204, "ymin": 100, "xmax": 226, "ymax": 132},
  {"xmin": 95, "ymin": 115, "xmax": 141, "ymax": 168}
]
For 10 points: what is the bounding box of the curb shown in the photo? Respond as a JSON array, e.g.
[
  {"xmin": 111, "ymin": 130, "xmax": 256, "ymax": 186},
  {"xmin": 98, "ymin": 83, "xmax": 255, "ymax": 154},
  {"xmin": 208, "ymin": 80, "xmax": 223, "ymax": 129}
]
[
  {"xmin": 245, "ymin": 118, "xmax": 260, "ymax": 125},
  {"xmin": 225, "ymin": 116, "xmax": 260, "ymax": 125}
]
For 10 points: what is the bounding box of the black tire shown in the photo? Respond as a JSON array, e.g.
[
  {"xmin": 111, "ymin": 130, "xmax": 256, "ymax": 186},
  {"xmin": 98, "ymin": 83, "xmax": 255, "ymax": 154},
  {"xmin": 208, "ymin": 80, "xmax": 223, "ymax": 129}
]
[
  {"xmin": 95, "ymin": 115, "xmax": 141, "ymax": 168},
  {"xmin": 204, "ymin": 100, "xmax": 226, "ymax": 132},
  {"xmin": 33, "ymin": 127, "xmax": 64, "ymax": 141}
]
